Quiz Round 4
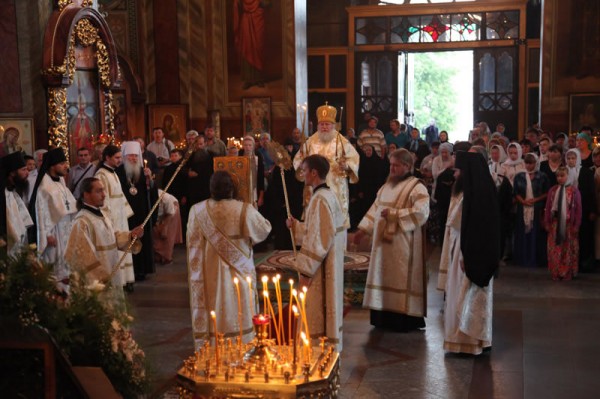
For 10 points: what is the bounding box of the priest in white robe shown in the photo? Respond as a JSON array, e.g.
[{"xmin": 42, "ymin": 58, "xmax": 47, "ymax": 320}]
[
  {"xmin": 2, "ymin": 152, "xmax": 33, "ymax": 255},
  {"xmin": 29, "ymin": 148, "xmax": 77, "ymax": 290},
  {"xmin": 187, "ymin": 171, "xmax": 271, "ymax": 349},
  {"xmin": 95, "ymin": 144, "xmax": 135, "ymax": 289},
  {"xmin": 65, "ymin": 177, "xmax": 144, "ymax": 296},
  {"xmin": 293, "ymin": 103, "xmax": 360, "ymax": 230},
  {"xmin": 286, "ymin": 154, "xmax": 345, "ymax": 351},
  {"xmin": 438, "ymin": 150, "xmax": 499, "ymax": 355},
  {"xmin": 354, "ymin": 148, "xmax": 430, "ymax": 332}
]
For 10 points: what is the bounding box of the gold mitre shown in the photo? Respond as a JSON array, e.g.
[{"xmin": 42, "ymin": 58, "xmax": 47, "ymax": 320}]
[{"xmin": 317, "ymin": 102, "xmax": 337, "ymax": 124}]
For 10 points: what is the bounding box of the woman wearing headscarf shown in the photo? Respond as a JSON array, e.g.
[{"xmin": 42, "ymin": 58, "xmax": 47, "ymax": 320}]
[
  {"xmin": 576, "ymin": 132, "xmax": 594, "ymax": 168},
  {"xmin": 489, "ymin": 144, "xmax": 507, "ymax": 186},
  {"xmin": 501, "ymin": 142, "xmax": 526, "ymax": 187},
  {"xmin": 437, "ymin": 150, "xmax": 499, "ymax": 355},
  {"xmin": 356, "ymin": 144, "xmax": 387, "ymax": 226},
  {"xmin": 544, "ymin": 166, "xmax": 582, "ymax": 280},
  {"xmin": 554, "ymin": 133, "xmax": 568, "ymax": 152},
  {"xmin": 513, "ymin": 153, "xmax": 550, "ymax": 267},
  {"xmin": 565, "ymin": 148, "xmax": 597, "ymax": 272}
]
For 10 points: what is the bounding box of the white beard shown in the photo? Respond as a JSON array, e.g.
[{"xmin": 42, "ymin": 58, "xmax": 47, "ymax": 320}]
[
  {"xmin": 317, "ymin": 130, "xmax": 337, "ymax": 143},
  {"xmin": 125, "ymin": 160, "xmax": 141, "ymax": 182}
]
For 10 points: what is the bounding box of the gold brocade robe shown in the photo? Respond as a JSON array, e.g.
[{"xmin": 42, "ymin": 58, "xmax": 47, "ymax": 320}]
[
  {"xmin": 293, "ymin": 132, "xmax": 360, "ymax": 229},
  {"xmin": 95, "ymin": 166, "xmax": 135, "ymax": 285},
  {"xmin": 35, "ymin": 174, "xmax": 77, "ymax": 283},
  {"xmin": 292, "ymin": 186, "xmax": 346, "ymax": 351},
  {"xmin": 187, "ymin": 198, "xmax": 271, "ymax": 349},
  {"xmin": 65, "ymin": 207, "xmax": 135, "ymax": 292},
  {"xmin": 437, "ymin": 194, "xmax": 493, "ymax": 355},
  {"xmin": 359, "ymin": 177, "xmax": 429, "ymax": 318},
  {"xmin": 5, "ymin": 189, "xmax": 33, "ymax": 256}
]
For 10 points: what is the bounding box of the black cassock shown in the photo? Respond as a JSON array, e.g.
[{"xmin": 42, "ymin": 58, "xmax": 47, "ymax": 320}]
[{"xmin": 116, "ymin": 165, "xmax": 158, "ymax": 279}]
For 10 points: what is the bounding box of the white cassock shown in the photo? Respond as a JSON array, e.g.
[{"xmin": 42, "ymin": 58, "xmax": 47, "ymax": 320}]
[
  {"xmin": 293, "ymin": 132, "xmax": 360, "ymax": 230},
  {"xmin": 5, "ymin": 188, "xmax": 33, "ymax": 256},
  {"xmin": 65, "ymin": 206, "xmax": 140, "ymax": 299},
  {"xmin": 359, "ymin": 177, "xmax": 430, "ymax": 318},
  {"xmin": 291, "ymin": 186, "xmax": 345, "ymax": 351},
  {"xmin": 35, "ymin": 174, "xmax": 77, "ymax": 283},
  {"xmin": 95, "ymin": 166, "xmax": 135, "ymax": 285},
  {"xmin": 437, "ymin": 194, "xmax": 493, "ymax": 355},
  {"xmin": 187, "ymin": 198, "xmax": 271, "ymax": 349}
]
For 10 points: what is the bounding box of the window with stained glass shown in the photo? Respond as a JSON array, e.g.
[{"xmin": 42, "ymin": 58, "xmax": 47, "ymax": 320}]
[{"xmin": 355, "ymin": 9, "xmax": 518, "ymax": 45}]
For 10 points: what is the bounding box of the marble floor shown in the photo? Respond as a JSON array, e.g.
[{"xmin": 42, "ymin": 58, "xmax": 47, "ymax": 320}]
[{"xmin": 128, "ymin": 245, "xmax": 600, "ymax": 399}]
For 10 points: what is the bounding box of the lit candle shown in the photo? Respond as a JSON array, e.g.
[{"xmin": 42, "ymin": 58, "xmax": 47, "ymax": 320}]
[
  {"xmin": 233, "ymin": 277, "xmax": 243, "ymax": 345},
  {"xmin": 299, "ymin": 291, "xmax": 310, "ymax": 346},
  {"xmin": 261, "ymin": 275, "xmax": 269, "ymax": 314},
  {"xmin": 210, "ymin": 310, "xmax": 219, "ymax": 367},
  {"xmin": 144, "ymin": 159, "xmax": 148, "ymax": 167},
  {"xmin": 273, "ymin": 275, "xmax": 284, "ymax": 344},
  {"xmin": 300, "ymin": 331, "xmax": 308, "ymax": 363},
  {"xmin": 263, "ymin": 291, "xmax": 282, "ymax": 345},
  {"xmin": 288, "ymin": 279, "xmax": 294, "ymax": 345},
  {"xmin": 246, "ymin": 276, "xmax": 254, "ymax": 315}
]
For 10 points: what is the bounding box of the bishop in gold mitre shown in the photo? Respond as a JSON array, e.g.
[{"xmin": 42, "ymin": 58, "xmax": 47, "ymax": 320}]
[{"xmin": 293, "ymin": 103, "xmax": 360, "ymax": 234}]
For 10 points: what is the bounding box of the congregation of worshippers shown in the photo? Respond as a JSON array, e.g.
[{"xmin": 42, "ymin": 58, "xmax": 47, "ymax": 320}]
[{"xmin": 1, "ymin": 103, "xmax": 597, "ymax": 356}]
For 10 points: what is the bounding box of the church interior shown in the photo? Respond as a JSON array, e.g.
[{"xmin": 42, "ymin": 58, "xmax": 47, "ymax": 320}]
[{"xmin": 2, "ymin": 0, "xmax": 600, "ymax": 398}]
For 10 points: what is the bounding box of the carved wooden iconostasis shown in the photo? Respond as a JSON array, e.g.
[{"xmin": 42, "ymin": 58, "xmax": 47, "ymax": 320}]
[{"xmin": 42, "ymin": 0, "xmax": 121, "ymax": 163}]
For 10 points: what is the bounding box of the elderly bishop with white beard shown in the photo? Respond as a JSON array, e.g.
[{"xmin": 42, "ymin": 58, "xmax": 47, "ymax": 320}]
[
  {"xmin": 293, "ymin": 103, "xmax": 360, "ymax": 238},
  {"xmin": 116, "ymin": 141, "xmax": 158, "ymax": 281}
]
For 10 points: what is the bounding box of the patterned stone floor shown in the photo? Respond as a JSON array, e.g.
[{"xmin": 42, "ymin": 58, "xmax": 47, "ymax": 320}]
[{"xmin": 128, "ymin": 244, "xmax": 600, "ymax": 399}]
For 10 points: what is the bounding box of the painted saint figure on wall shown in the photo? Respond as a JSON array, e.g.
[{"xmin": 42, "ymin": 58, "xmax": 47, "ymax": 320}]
[{"xmin": 233, "ymin": 0, "xmax": 270, "ymax": 89}]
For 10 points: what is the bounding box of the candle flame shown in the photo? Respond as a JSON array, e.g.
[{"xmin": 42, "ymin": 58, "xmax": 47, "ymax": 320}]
[
  {"xmin": 289, "ymin": 279, "xmax": 294, "ymax": 286},
  {"xmin": 300, "ymin": 331, "xmax": 306, "ymax": 340},
  {"xmin": 276, "ymin": 273, "xmax": 281, "ymax": 280},
  {"xmin": 261, "ymin": 275, "xmax": 269, "ymax": 283},
  {"xmin": 233, "ymin": 277, "xmax": 239, "ymax": 284},
  {"xmin": 292, "ymin": 289, "xmax": 298, "ymax": 296},
  {"xmin": 302, "ymin": 286, "xmax": 308, "ymax": 294},
  {"xmin": 292, "ymin": 305, "xmax": 299, "ymax": 313},
  {"xmin": 263, "ymin": 291, "xmax": 269, "ymax": 298},
  {"xmin": 246, "ymin": 276, "xmax": 252, "ymax": 284},
  {"xmin": 299, "ymin": 292, "xmax": 305, "ymax": 301},
  {"xmin": 272, "ymin": 276, "xmax": 277, "ymax": 284},
  {"xmin": 210, "ymin": 310, "xmax": 216, "ymax": 318}
]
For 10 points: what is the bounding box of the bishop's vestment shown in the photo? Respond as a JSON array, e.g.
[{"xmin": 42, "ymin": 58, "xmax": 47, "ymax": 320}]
[
  {"xmin": 187, "ymin": 198, "xmax": 271, "ymax": 349},
  {"xmin": 292, "ymin": 184, "xmax": 345, "ymax": 351},
  {"xmin": 95, "ymin": 165, "xmax": 135, "ymax": 285},
  {"xmin": 293, "ymin": 132, "xmax": 359, "ymax": 229}
]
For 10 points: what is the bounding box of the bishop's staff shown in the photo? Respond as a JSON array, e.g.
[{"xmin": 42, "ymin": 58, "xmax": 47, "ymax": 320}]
[
  {"xmin": 265, "ymin": 140, "xmax": 298, "ymax": 261},
  {"xmin": 108, "ymin": 144, "xmax": 196, "ymax": 281}
]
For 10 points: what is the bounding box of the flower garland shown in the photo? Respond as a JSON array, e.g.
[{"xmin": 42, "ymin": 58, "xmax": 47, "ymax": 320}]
[{"xmin": 0, "ymin": 248, "xmax": 148, "ymax": 398}]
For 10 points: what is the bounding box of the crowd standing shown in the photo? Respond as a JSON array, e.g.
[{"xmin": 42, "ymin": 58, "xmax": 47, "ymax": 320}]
[{"xmin": 2, "ymin": 107, "xmax": 599, "ymax": 358}]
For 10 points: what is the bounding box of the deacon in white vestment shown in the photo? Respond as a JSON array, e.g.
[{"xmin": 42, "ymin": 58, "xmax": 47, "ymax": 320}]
[
  {"xmin": 293, "ymin": 103, "xmax": 359, "ymax": 230},
  {"xmin": 187, "ymin": 171, "xmax": 271, "ymax": 349},
  {"xmin": 2, "ymin": 152, "xmax": 33, "ymax": 255},
  {"xmin": 95, "ymin": 144, "xmax": 135, "ymax": 287},
  {"xmin": 65, "ymin": 177, "xmax": 144, "ymax": 296},
  {"xmin": 355, "ymin": 149, "xmax": 430, "ymax": 332},
  {"xmin": 29, "ymin": 148, "xmax": 77, "ymax": 289},
  {"xmin": 437, "ymin": 150, "xmax": 499, "ymax": 354},
  {"xmin": 287, "ymin": 154, "xmax": 345, "ymax": 351}
]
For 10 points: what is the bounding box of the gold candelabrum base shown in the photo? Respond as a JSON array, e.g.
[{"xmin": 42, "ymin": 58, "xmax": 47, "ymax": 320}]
[{"xmin": 177, "ymin": 314, "xmax": 340, "ymax": 398}]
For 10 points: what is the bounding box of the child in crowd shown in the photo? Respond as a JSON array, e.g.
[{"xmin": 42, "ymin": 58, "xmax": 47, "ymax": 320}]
[{"xmin": 544, "ymin": 167, "xmax": 582, "ymax": 280}]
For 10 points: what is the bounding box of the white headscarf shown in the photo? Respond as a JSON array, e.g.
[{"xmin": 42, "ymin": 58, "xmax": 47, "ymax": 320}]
[
  {"xmin": 121, "ymin": 141, "xmax": 144, "ymax": 161},
  {"xmin": 522, "ymin": 152, "xmax": 540, "ymax": 233},
  {"xmin": 489, "ymin": 144, "xmax": 507, "ymax": 175},
  {"xmin": 565, "ymin": 148, "xmax": 581, "ymax": 188},
  {"xmin": 503, "ymin": 142, "xmax": 523, "ymax": 166}
]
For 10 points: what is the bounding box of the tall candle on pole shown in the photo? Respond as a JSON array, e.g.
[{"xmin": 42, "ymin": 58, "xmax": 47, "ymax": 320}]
[
  {"xmin": 246, "ymin": 276, "xmax": 254, "ymax": 315},
  {"xmin": 210, "ymin": 310, "xmax": 219, "ymax": 369},
  {"xmin": 233, "ymin": 277, "xmax": 243, "ymax": 346}
]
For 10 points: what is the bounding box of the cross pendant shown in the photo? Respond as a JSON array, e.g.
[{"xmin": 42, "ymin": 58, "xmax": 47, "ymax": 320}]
[{"xmin": 65, "ymin": 200, "xmax": 70, "ymax": 210}]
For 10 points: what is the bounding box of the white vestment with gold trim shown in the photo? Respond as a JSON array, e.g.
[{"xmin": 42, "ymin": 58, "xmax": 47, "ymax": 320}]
[
  {"xmin": 293, "ymin": 132, "xmax": 360, "ymax": 229},
  {"xmin": 292, "ymin": 186, "xmax": 345, "ymax": 351},
  {"xmin": 187, "ymin": 199, "xmax": 271, "ymax": 350},
  {"xmin": 359, "ymin": 177, "xmax": 430, "ymax": 317},
  {"xmin": 95, "ymin": 167, "xmax": 135, "ymax": 285}
]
